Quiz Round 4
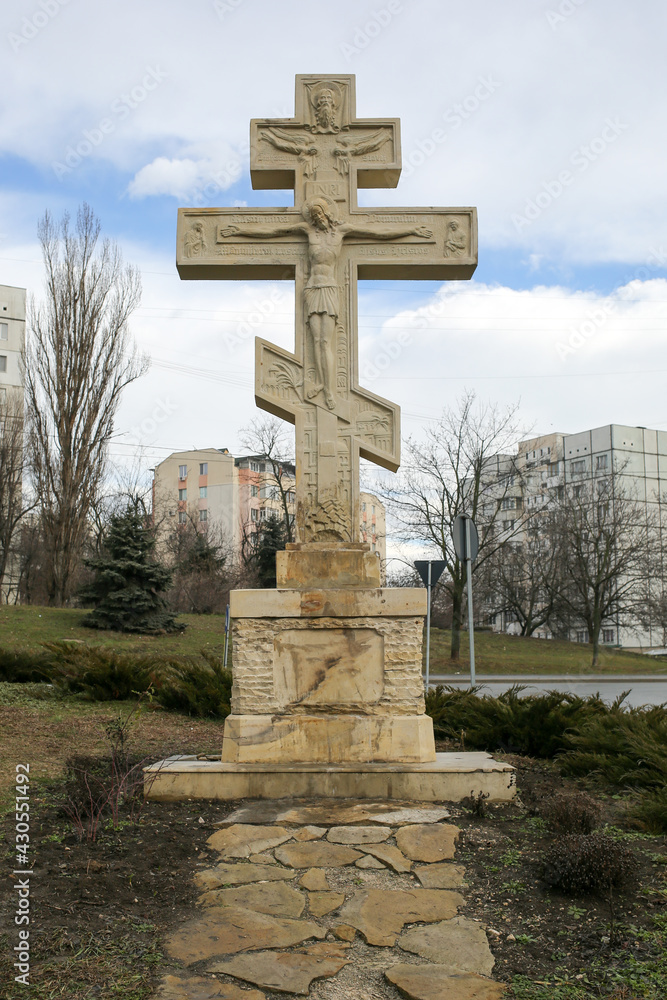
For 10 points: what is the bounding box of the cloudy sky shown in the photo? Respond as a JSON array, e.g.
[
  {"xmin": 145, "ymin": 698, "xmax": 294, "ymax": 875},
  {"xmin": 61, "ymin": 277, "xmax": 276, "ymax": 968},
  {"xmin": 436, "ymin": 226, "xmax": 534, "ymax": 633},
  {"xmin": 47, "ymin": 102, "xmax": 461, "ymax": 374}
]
[{"xmin": 2, "ymin": 0, "xmax": 667, "ymax": 486}]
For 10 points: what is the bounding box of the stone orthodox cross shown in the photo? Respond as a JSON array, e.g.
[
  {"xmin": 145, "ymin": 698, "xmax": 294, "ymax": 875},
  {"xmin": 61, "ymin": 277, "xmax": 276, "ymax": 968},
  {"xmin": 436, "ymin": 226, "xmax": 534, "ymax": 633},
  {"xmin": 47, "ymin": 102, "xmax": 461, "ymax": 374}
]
[{"xmin": 177, "ymin": 75, "xmax": 477, "ymax": 543}]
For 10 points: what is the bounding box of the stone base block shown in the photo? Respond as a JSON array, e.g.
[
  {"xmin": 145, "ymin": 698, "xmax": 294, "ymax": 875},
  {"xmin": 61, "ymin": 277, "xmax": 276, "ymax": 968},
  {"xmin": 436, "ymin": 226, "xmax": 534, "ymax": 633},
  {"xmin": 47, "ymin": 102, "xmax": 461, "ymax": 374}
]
[
  {"xmin": 276, "ymin": 542, "xmax": 381, "ymax": 590},
  {"xmin": 221, "ymin": 714, "xmax": 436, "ymax": 764},
  {"xmin": 144, "ymin": 752, "xmax": 516, "ymax": 803}
]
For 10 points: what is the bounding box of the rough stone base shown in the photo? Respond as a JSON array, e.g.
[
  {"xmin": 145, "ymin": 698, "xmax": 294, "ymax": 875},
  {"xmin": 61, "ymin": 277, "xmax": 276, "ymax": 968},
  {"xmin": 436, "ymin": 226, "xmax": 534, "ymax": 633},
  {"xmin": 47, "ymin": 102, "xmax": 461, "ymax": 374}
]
[
  {"xmin": 222, "ymin": 713, "xmax": 436, "ymax": 764},
  {"xmin": 144, "ymin": 752, "xmax": 516, "ymax": 803}
]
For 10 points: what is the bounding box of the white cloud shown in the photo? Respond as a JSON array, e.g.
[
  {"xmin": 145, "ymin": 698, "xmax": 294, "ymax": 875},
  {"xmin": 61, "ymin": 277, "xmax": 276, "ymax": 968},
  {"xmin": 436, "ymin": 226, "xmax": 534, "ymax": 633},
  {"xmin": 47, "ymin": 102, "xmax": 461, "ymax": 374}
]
[{"xmin": 128, "ymin": 157, "xmax": 207, "ymax": 199}]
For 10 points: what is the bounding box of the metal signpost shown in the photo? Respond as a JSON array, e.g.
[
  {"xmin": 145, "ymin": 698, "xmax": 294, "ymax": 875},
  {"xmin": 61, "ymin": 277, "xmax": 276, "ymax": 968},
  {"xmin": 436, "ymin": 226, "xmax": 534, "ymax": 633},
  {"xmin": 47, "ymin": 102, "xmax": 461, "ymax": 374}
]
[
  {"xmin": 414, "ymin": 559, "xmax": 447, "ymax": 692},
  {"xmin": 451, "ymin": 514, "xmax": 479, "ymax": 687},
  {"xmin": 223, "ymin": 604, "xmax": 230, "ymax": 669}
]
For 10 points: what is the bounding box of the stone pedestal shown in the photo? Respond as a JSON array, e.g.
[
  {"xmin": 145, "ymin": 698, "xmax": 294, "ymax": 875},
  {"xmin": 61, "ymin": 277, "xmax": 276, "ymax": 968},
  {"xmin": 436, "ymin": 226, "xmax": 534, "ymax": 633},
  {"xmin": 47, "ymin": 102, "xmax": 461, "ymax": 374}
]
[
  {"xmin": 223, "ymin": 543, "xmax": 433, "ymax": 765},
  {"xmin": 145, "ymin": 543, "xmax": 515, "ymax": 802}
]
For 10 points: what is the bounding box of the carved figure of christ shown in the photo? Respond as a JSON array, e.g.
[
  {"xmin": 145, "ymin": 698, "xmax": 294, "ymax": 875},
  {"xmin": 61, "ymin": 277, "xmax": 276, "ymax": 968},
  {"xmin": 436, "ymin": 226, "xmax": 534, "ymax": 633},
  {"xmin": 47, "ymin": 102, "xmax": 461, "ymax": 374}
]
[
  {"xmin": 220, "ymin": 200, "xmax": 432, "ymax": 411},
  {"xmin": 176, "ymin": 74, "xmax": 477, "ymax": 544}
]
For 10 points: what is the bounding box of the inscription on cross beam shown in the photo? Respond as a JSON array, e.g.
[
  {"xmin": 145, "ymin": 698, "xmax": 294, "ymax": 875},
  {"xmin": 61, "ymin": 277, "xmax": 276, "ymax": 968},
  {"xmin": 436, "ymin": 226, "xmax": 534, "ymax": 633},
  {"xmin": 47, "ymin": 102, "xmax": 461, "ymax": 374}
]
[{"xmin": 177, "ymin": 75, "xmax": 477, "ymax": 542}]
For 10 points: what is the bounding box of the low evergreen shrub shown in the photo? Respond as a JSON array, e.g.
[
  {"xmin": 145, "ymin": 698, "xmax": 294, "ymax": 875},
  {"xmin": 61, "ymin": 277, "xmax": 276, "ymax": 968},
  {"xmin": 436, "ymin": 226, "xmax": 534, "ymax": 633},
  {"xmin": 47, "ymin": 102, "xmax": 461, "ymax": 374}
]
[
  {"xmin": 153, "ymin": 651, "xmax": 232, "ymax": 719},
  {"xmin": 46, "ymin": 642, "xmax": 153, "ymax": 701},
  {"xmin": 425, "ymin": 684, "xmax": 609, "ymax": 757},
  {"xmin": 0, "ymin": 648, "xmax": 53, "ymax": 683}
]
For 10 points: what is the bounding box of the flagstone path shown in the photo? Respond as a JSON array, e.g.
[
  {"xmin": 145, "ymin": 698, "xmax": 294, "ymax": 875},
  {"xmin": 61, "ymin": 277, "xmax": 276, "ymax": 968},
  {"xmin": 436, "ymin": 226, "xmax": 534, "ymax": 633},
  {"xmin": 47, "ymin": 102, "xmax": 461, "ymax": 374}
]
[{"xmin": 152, "ymin": 799, "xmax": 506, "ymax": 1000}]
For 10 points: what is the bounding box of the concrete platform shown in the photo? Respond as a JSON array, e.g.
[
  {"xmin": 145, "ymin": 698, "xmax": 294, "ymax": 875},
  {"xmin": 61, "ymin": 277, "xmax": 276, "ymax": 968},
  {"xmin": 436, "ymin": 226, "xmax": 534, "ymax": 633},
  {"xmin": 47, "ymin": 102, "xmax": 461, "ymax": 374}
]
[{"xmin": 144, "ymin": 752, "xmax": 516, "ymax": 803}]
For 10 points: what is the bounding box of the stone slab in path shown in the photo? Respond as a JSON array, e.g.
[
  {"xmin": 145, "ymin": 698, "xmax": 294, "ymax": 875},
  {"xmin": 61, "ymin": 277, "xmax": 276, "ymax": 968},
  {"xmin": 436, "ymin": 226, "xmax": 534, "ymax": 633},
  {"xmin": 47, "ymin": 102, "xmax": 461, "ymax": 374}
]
[
  {"xmin": 307, "ymin": 890, "xmax": 345, "ymax": 917},
  {"xmin": 154, "ymin": 974, "xmax": 265, "ymax": 999},
  {"xmin": 165, "ymin": 907, "xmax": 325, "ymax": 963},
  {"xmin": 215, "ymin": 799, "xmax": 451, "ymax": 827},
  {"xmin": 398, "ymin": 915, "xmax": 496, "ymax": 975},
  {"xmin": 386, "ymin": 966, "xmax": 506, "ymax": 1000},
  {"xmin": 338, "ymin": 887, "xmax": 464, "ymax": 946},
  {"xmin": 327, "ymin": 825, "xmax": 392, "ymax": 844},
  {"xmin": 195, "ymin": 862, "xmax": 296, "ymax": 891},
  {"xmin": 274, "ymin": 841, "xmax": 362, "ymax": 868},
  {"xmin": 396, "ymin": 823, "xmax": 460, "ymax": 862},
  {"xmin": 208, "ymin": 942, "xmax": 351, "ymax": 995},
  {"xmin": 206, "ymin": 824, "xmax": 292, "ymax": 858},
  {"xmin": 414, "ymin": 862, "xmax": 467, "ymax": 888},
  {"xmin": 196, "ymin": 881, "xmax": 305, "ymax": 918},
  {"xmin": 362, "ymin": 842, "xmax": 413, "ymax": 873}
]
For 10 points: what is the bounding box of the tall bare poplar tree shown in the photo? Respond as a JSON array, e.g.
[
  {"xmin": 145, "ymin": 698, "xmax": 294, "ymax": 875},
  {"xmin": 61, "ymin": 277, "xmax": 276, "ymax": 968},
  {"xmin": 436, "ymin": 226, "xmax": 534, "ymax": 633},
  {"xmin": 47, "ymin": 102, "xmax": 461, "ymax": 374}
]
[{"xmin": 23, "ymin": 204, "xmax": 146, "ymax": 605}]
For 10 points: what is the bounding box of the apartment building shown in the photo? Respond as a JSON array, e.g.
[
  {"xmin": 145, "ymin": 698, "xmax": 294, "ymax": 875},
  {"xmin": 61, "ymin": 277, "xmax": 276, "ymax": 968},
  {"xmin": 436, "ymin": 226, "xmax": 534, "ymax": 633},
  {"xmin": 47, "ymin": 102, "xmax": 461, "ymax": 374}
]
[
  {"xmin": 152, "ymin": 447, "xmax": 386, "ymax": 566},
  {"xmin": 0, "ymin": 284, "xmax": 25, "ymax": 405},
  {"xmin": 484, "ymin": 424, "xmax": 667, "ymax": 650}
]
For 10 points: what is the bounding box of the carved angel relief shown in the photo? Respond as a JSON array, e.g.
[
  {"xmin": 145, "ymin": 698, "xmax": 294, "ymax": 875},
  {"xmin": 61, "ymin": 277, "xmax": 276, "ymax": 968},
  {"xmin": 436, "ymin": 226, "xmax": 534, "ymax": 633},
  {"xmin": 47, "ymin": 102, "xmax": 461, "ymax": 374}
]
[
  {"xmin": 262, "ymin": 128, "xmax": 319, "ymax": 178},
  {"xmin": 333, "ymin": 129, "xmax": 390, "ymax": 175}
]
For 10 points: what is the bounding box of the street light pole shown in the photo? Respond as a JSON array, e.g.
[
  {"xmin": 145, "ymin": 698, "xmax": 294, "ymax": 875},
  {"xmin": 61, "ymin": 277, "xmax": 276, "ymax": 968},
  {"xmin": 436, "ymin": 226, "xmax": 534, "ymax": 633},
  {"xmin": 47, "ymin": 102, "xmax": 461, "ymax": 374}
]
[{"xmin": 465, "ymin": 518, "xmax": 476, "ymax": 687}]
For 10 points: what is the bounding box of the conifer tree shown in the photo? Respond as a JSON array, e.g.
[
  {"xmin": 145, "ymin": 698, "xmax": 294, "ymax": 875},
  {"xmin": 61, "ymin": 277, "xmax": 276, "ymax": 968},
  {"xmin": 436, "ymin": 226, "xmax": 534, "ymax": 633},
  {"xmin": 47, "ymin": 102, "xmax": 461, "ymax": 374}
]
[
  {"xmin": 253, "ymin": 515, "xmax": 288, "ymax": 588},
  {"xmin": 80, "ymin": 502, "xmax": 180, "ymax": 633}
]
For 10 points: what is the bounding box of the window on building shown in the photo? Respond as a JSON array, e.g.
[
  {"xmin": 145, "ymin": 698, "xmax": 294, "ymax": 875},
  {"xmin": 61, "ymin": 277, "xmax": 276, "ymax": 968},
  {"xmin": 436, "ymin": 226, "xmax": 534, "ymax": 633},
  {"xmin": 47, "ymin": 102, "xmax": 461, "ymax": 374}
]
[
  {"xmin": 371, "ymin": 542, "xmax": 376, "ymax": 552},
  {"xmin": 199, "ymin": 487, "xmax": 207, "ymax": 498},
  {"xmin": 0, "ymin": 356, "xmax": 7, "ymax": 373},
  {"xmin": 199, "ymin": 462, "xmax": 208, "ymax": 475},
  {"xmin": 598, "ymin": 501, "xmax": 610, "ymax": 520},
  {"xmin": 251, "ymin": 485, "xmax": 258, "ymax": 497},
  {"xmin": 502, "ymin": 519, "xmax": 515, "ymax": 531},
  {"xmin": 178, "ymin": 489, "xmax": 187, "ymax": 500},
  {"xmin": 251, "ymin": 508, "xmax": 258, "ymax": 522},
  {"xmin": 371, "ymin": 505, "xmax": 375, "ymax": 515},
  {"xmin": 501, "ymin": 497, "xmax": 516, "ymax": 510},
  {"xmin": 178, "ymin": 511, "xmax": 187, "ymax": 524},
  {"xmin": 199, "ymin": 509, "xmax": 208, "ymax": 522},
  {"xmin": 573, "ymin": 485, "xmax": 583, "ymax": 498},
  {"xmin": 602, "ymin": 629, "xmax": 615, "ymax": 644},
  {"xmin": 0, "ymin": 388, "xmax": 6, "ymax": 403},
  {"xmin": 287, "ymin": 491, "xmax": 295, "ymax": 503},
  {"xmin": 259, "ymin": 508, "xmax": 267, "ymax": 520},
  {"xmin": 0, "ymin": 323, "xmax": 7, "ymax": 340},
  {"xmin": 362, "ymin": 502, "xmax": 366, "ymax": 512},
  {"xmin": 576, "ymin": 630, "xmax": 589, "ymax": 643},
  {"xmin": 178, "ymin": 464, "xmax": 187, "ymax": 479},
  {"xmin": 596, "ymin": 454, "xmax": 608, "ymax": 471},
  {"xmin": 571, "ymin": 459, "xmax": 585, "ymax": 474},
  {"xmin": 250, "ymin": 461, "xmax": 265, "ymax": 472}
]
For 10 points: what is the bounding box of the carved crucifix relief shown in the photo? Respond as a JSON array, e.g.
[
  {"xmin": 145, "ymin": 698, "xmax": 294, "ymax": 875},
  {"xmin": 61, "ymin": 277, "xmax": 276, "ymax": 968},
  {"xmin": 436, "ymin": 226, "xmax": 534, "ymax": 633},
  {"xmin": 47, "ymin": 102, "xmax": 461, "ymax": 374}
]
[{"xmin": 177, "ymin": 75, "xmax": 477, "ymax": 543}]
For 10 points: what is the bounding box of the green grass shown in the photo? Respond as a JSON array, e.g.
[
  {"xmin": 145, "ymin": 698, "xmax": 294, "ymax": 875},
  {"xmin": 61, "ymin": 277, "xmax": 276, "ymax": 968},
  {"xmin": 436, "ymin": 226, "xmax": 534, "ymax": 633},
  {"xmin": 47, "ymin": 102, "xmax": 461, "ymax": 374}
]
[
  {"xmin": 0, "ymin": 605, "xmax": 230, "ymax": 659},
  {"xmin": 0, "ymin": 605, "xmax": 663, "ymax": 676},
  {"xmin": 427, "ymin": 627, "xmax": 663, "ymax": 675}
]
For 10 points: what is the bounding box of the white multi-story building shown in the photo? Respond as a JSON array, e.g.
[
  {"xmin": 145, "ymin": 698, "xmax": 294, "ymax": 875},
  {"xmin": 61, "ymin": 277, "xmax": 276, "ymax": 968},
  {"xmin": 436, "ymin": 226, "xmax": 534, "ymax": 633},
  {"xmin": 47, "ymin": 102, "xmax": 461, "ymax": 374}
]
[
  {"xmin": 485, "ymin": 424, "xmax": 667, "ymax": 650},
  {"xmin": 0, "ymin": 284, "xmax": 25, "ymax": 406}
]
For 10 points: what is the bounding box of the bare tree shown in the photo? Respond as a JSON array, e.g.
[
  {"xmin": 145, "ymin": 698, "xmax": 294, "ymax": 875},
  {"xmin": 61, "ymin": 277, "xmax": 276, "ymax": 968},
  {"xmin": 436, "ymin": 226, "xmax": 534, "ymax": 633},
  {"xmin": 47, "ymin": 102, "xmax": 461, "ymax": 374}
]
[
  {"xmin": 381, "ymin": 391, "xmax": 525, "ymax": 660},
  {"xmin": 0, "ymin": 388, "xmax": 36, "ymax": 601},
  {"xmin": 549, "ymin": 476, "xmax": 651, "ymax": 666},
  {"xmin": 477, "ymin": 520, "xmax": 562, "ymax": 637},
  {"xmin": 23, "ymin": 204, "xmax": 147, "ymax": 605},
  {"xmin": 239, "ymin": 416, "xmax": 295, "ymax": 542}
]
